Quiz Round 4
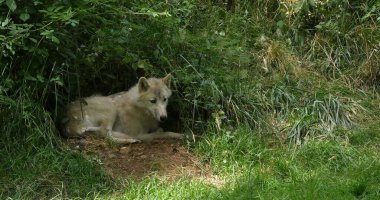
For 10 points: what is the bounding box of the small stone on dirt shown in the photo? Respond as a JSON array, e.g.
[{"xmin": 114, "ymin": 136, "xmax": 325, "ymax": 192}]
[{"xmin": 120, "ymin": 146, "xmax": 131, "ymax": 154}]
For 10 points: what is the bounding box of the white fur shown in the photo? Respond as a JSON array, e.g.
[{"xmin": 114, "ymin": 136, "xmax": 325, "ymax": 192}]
[{"xmin": 62, "ymin": 74, "xmax": 183, "ymax": 143}]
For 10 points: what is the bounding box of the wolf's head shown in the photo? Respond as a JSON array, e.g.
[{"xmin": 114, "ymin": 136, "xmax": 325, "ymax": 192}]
[{"xmin": 136, "ymin": 74, "xmax": 173, "ymax": 122}]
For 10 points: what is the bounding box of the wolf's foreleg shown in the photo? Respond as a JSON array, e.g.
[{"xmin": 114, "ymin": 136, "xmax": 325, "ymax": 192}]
[
  {"xmin": 135, "ymin": 131, "xmax": 184, "ymax": 141},
  {"xmin": 107, "ymin": 131, "xmax": 141, "ymax": 144},
  {"xmin": 95, "ymin": 121, "xmax": 141, "ymax": 144}
]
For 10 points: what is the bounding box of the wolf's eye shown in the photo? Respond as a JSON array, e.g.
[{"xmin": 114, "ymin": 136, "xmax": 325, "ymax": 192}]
[
  {"xmin": 150, "ymin": 99, "xmax": 156, "ymax": 104},
  {"xmin": 163, "ymin": 98, "xmax": 167, "ymax": 102}
]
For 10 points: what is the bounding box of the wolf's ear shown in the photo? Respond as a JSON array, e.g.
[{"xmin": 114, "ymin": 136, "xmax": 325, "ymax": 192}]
[
  {"xmin": 162, "ymin": 74, "xmax": 172, "ymax": 86},
  {"xmin": 138, "ymin": 77, "xmax": 149, "ymax": 92}
]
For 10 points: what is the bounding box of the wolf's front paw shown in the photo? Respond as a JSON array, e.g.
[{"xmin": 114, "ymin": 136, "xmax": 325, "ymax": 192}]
[
  {"xmin": 168, "ymin": 132, "xmax": 184, "ymax": 139},
  {"xmin": 127, "ymin": 138, "xmax": 141, "ymax": 143}
]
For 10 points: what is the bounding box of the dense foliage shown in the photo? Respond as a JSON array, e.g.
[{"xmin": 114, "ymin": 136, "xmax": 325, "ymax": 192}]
[{"xmin": 1, "ymin": 0, "xmax": 379, "ymax": 198}]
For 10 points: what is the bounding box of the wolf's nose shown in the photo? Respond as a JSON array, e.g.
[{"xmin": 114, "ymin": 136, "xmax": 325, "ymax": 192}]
[{"xmin": 160, "ymin": 116, "xmax": 167, "ymax": 122}]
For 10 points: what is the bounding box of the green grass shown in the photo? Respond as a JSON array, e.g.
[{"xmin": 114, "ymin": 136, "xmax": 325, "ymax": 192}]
[
  {"xmin": 0, "ymin": 145, "xmax": 115, "ymax": 198},
  {"xmin": 0, "ymin": 97, "xmax": 115, "ymax": 198},
  {"xmin": 99, "ymin": 125, "xmax": 379, "ymax": 199},
  {"xmin": 194, "ymin": 127, "xmax": 380, "ymax": 199},
  {"xmin": 2, "ymin": 0, "xmax": 380, "ymax": 199},
  {"xmin": 3, "ymin": 121, "xmax": 379, "ymax": 199}
]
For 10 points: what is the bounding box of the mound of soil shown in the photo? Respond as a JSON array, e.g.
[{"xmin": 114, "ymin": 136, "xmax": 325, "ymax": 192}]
[{"xmin": 64, "ymin": 136, "xmax": 222, "ymax": 186}]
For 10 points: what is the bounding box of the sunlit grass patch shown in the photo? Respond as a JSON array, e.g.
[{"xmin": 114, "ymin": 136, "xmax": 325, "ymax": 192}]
[
  {"xmin": 191, "ymin": 125, "xmax": 380, "ymax": 199},
  {"xmin": 116, "ymin": 177, "xmax": 221, "ymax": 200}
]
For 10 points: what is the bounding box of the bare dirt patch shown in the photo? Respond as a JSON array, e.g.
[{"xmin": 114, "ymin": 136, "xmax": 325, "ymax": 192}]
[{"xmin": 64, "ymin": 136, "xmax": 223, "ymax": 186}]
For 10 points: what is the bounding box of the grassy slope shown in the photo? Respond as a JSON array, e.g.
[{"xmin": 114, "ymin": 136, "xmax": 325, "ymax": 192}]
[
  {"xmin": 1, "ymin": 0, "xmax": 380, "ymax": 199},
  {"xmin": 110, "ymin": 124, "xmax": 380, "ymax": 200}
]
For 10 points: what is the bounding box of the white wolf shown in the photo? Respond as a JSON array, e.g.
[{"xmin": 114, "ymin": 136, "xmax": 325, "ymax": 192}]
[{"xmin": 61, "ymin": 74, "xmax": 183, "ymax": 143}]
